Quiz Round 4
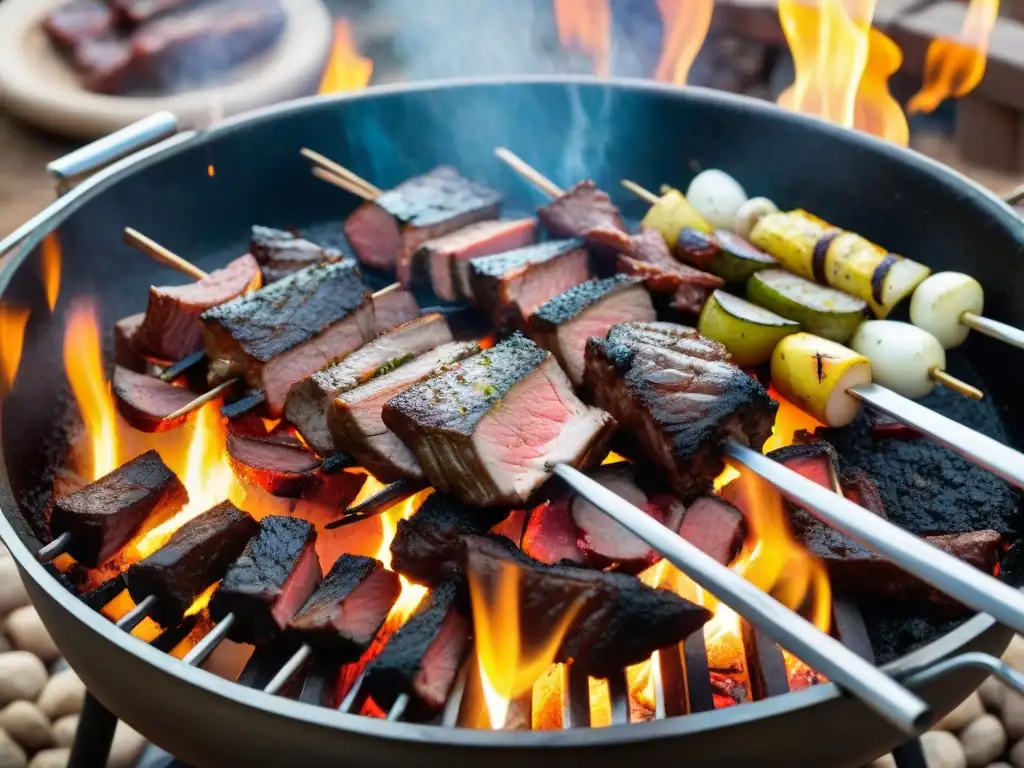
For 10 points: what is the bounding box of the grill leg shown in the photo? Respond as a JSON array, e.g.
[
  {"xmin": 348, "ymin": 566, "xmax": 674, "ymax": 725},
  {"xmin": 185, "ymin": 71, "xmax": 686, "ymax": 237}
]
[
  {"xmin": 69, "ymin": 693, "xmax": 118, "ymax": 768},
  {"xmin": 891, "ymin": 737, "xmax": 928, "ymax": 768}
]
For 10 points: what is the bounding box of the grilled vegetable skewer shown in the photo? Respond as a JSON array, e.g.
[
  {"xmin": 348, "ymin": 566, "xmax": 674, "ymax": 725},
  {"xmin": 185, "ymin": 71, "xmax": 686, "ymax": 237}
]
[{"xmin": 911, "ymin": 271, "xmax": 1024, "ymax": 351}]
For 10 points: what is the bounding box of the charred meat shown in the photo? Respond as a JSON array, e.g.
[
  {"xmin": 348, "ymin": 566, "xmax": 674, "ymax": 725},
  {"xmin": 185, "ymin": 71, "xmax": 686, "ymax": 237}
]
[
  {"xmin": 209, "ymin": 516, "xmax": 321, "ymax": 645},
  {"xmin": 52, "ymin": 450, "xmax": 187, "ymax": 568},
  {"xmin": 585, "ymin": 322, "xmax": 775, "ymax": 501},
  {"xmin": 112, "ymin": 366, "xmax": 200, "ymax": 433},
  {"xmin": 327, "ymin": 341, "xmax": 480, "ymax": 482},
  {"xmin": 537, "ymin": 181, "xmax": 625, "ymax": 239},
  {"xmin": 363, "ymin": 581, "xmax": 471, "ymax": 712},
  {"xmin": 124, "ymin": 501, "xmax": 258, "ymax": 626},
  {"xmin": 606, "ymin": 321, "xmax": 731, "ymax": 362},
  {"xmin": 288, "ymin": 555, "xmax": 400, "ymax": 657},
  {"xmin": 382, "ymin": 334, "xmax": 616, "ymax": 506},
  {"xmin": 285, "ymin": 312, "xmax": 449, "ymax": 455},
  {"xmin": 529, "ymin": 275, "xmax": 656, "ymax": 386},
  {"xmin": 469, "ymin": 239, "xmax": 591, "ymax": 330},
  {"xmin": 250, "ymin": 226, "xmax": 350, "ymax": 284},
  {"xmin": 343, "ymin": 167, "xmax": 502, "ymax": 281},
  {"xmin": 226, "ymin": 433, "xmax": 319, "ymax": 497}
]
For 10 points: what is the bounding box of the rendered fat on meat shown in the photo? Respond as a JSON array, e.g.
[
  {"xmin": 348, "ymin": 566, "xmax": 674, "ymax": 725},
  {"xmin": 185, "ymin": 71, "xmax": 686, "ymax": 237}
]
[
  {"xmin": 136, "ymin": 253, "xmax": 261, "ymax": 362},
  {"xmin": 51, "ymin": 450, "xmax": 187, "ymax": 568},
  {"xmin": 389, "ymin": 493, "xmax": 512, "ymax": 587},
  {"xmin": 288, "ymin": 554, "xmax": 400, "ymax": 658},
  {"xmin": 382, "ymin": 334, "xmax": 616, "ymax": 507},
  {"xmin": 124, "ymin": 501, "xmax": 258, "ymax": 626},
  {"xmin": 410, "ymin": 218, "xmax": 537, "ymax": 300},
  {"xmin": 537, "ymin": 180, "xmax": 625, "ymax": 240},
  {"xmin": 461, "ymin": 535, "xmax": 711, "ymax": 677},
  {"xmin": 343, "ymin": 166, "xmax": 503, "ymax": 281},
  {"xmin": 529, "ymin": 275, "xmax": 656, "ymax": 386},
  {"xmin": 226, "ymin": 433, "xmax": 320, "ymax": 497},
  {"xmin": 363, "ymin": 580, "xmax": 471, "ymax": 712},
  {"xmin": 585, "ymin": 324, "xmax": 776, "ymax": 502},
  {"xmin": 328, "ymin": 341, "xmax": 481, "ymax": 482},
  {"xmin": 250, "ymin": 226, "xmax": 351, "ymax": 284},
  {"xmin": 209, "ymin": 516, "xmax": 321, "ymax": 645},
  {"xmin": 202, "ymin": 261, "xmax": 372, "ymax": 417},
  {"xmin": 469, "ymin": 239, "xmax": 591, "ymax": 330},
  {"xmin": 284, "ymin": 312, "xmax": 449, "ymax": 455},
  {"xmin": 112, "ymin": 365, "xmax": 201, "ymax": 433}
]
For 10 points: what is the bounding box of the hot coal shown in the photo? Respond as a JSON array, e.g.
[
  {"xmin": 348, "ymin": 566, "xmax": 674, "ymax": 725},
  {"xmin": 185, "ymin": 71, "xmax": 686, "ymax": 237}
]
[
  {"xmin": 461, "ymin": 535, "xmax": 711, "ymax": 677},
  {"xmin": 328, "ymin": 340, "xmax": 480, "ymax": 482},
  {"xmin": 226, "ymin": 433, "xmax": 320, "ymax": 497},
  {"xmin": 209, "ymin": 516, "xmax": 321, "ymax": 645},
  {"xmin": 537, "ymin": 181, "xmax": 625, "ymax": 240},
  {"xmin": 343, "ymin": 166, "xmax": 502, "ymax": 282},
  {"xmin": 586, "ymin": 322, "xmax": 775, "ymax": 501},
  {"xmin": 530, "ymin": 275, "xmax": 656, "ymax": 385},
  {"xmin": 43, "ymin": 0, "xmax": 114, "ymax": 49},
  {"xmin": 676, "ymin": 496, "xmax": 746, "ymax": 566},
  {"xmin": 51, "ymin": 450, "xmax": 187, "ymax": 568},
  {"xmin": 250, "ymin": 226, "xmax": 350, "ymax": 284},
  {"xmin": 390, "ymin": 492, "xmax": 511, "ymax": 587},
  {"xmin": 383, "ymin": 334, "xmax": 615, "ymax": 506},
  {"xmin": 112, "ymin": 366, "xmax": 199, "ymax": 432},
  {"xmin": 469, "ymin": 239, "xmax": 592, "ymax": 331},
  {"xmin": 124, "ymin": 501, "xmax": 258, "ymax": 626},
  {"xmin": 285, "ymin": 311, "xmax": 447, "ymax": 456},
  {"xmin": 288, "ymin": 555, "xmax": 400, "ymax": 658},
  {"xmin": 410, "ymin": 218, "xmax": 537, "ymax": 300},
  {"xmin": 363, "ymin": 580, "xmax": 471, "ymax": 712}
]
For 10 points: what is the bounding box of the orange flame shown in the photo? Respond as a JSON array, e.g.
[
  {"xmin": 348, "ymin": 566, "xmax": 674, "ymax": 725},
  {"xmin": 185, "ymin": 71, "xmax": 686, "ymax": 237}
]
[
  {"xmin": 374, "ymin": 482, "xmax": 432, "ymax": 624},
  {"xmin": 207, "ymin": 165, "xmax": 215, "ymax": 178},
  {"xmin": 553, "ymin": 0, "xmax": 612, "ymax": 77},
  {"xmin": 318, "ymin": 19, "xmax": 373, "ymax": 94},
  {"xmin": 0, "ymin": 306, "xmax": 30, "ymax": 397},
  {"xmin": 653, "ymin": 0, "xmax": 715, "ymax": 85},
  {"xmin": 907, "ymin": 0, "xmax": 1000, "ymax": 114},
  {"xmin": 42, "ymin": 234, "xmax": 61, "ymax": 313}
]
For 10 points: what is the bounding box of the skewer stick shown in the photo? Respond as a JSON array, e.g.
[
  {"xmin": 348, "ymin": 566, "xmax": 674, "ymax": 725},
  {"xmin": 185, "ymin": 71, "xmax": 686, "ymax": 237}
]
[
  {"xmin": 1004, "ymin": 184, "xmax": 1024, "ymax": 207},
  {"xmin": 312, "ymin": 168, "xmax": 378, "ymax": 201},
  {"xmin": 961, "ymin": 312, "xmax": 1024, "ymax": 352},
  {"xmin": 124, "ymin": 227, "xmax": 208, "ymax": 281},
  {"xmin": 494, "ymin": 148, "xmax": 564, "ymax": 199},
  {"xmin": 620, "ymin": 179, "xmax": 660, "ymax": 205},
  {"xmin": 163, "ymin": 378, "xmax": 239, "ymax": 420},
  {"xmin": 301, "ymin": 148, "xmax": 382, "ymax": 199}
]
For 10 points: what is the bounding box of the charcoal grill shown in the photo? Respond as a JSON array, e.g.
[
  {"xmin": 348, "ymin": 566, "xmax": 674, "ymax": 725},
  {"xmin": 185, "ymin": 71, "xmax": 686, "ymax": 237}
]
[{"xmin": 1, "ymin": 77, "xmax": 1024, "ymax": 768}]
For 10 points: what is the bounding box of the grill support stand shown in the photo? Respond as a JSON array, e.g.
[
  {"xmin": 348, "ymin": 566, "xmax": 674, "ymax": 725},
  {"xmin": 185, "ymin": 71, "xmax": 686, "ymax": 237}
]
[{"xmin": 69, "ymin": 693, "xmax": 117, "ymax": 768}]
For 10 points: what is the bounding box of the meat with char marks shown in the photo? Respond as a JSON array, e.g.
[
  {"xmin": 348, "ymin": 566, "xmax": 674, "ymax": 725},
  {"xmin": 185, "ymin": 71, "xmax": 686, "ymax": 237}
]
[
  {"xmin": 250, "ymin": 226, "xmax": 351, "ymax": 284},
  {"xmin": 112, "ymin": 366, "xmax": 200, "ymax": 432},
  {"xmin": 537, "ymin": 181, "xmax": 625, "ymax": 240},
  {"xmin": 226, "ymin": 433, "xmax": 320, "ymax": 497}
]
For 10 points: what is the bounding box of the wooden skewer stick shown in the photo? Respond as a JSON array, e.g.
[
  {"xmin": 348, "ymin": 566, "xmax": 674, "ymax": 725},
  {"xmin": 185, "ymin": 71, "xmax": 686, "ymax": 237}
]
[
  {"xmin": 494, "ymin": 147, "xmax": 564, "ymax": 199},
  {"xmin": 124, "ymin": 227, "xmax": 209, "ymax": 281},
  {"xmin": 621, "ymin": 179, "xmax": 659, "ymax": 205},
  {"xmin": 301, "ymin": 148, "xmax": 382, "ymax": 199},
  {"xmin": 311, "ymin": 168, "xmax": 378, "ymax": 201}
]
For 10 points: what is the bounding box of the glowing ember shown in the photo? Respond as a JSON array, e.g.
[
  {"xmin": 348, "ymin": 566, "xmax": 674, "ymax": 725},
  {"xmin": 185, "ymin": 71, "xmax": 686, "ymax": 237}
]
[
  {"xmin": 553, "ymin": 0, "xmax": 612, "ymax": 77},
  {"xmin": 42, "ymin": 233, "xmax": 61, "ymax": 313},
  {"xmin": 318, "ymin": 19, "xmax": 373, "ymax": 94},
  {"xmin": 207, "ymin": 164, "xmax": 216, "ymax": 178},
  {"xmin": 907, "ymin": 0, "xmax": 999, "ymax": 114},
  {"xmin": 0, "ymin": 305, "xmax": 30, "ymax": 397},
  {"xmin": 653, "ymin": 0, "xmax": 715, "ymax": 86}
]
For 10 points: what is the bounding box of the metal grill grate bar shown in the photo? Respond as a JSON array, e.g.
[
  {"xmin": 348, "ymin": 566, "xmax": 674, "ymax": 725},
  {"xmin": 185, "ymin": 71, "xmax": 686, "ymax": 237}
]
[
  {"xmin": 608, "ymin": 670, "xmax": 631, "ymax": 725},
  {"xmin": 563, "ymin": 663, "xmax": 590, "ymax": 729}
]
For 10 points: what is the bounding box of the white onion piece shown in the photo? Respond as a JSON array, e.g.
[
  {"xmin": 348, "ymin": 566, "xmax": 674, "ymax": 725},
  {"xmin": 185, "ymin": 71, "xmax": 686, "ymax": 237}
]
[
  {"xmin": 686, "ymin": 170, "xmax": 748, "ymax": 231},
  {"xmin": 732, "ymin": 196, "xmax": 779, "ymax": 238},
  {"xmin": 910, "ymin": 272, "xmax": 984, "ymax": 349},
  {"xmin": 850, "ymin": 320, "xmax": 945, "ymax": 399}
]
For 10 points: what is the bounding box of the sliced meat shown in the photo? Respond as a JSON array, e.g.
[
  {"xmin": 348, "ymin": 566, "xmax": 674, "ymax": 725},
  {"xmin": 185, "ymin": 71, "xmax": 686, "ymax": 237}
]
[
  {"xmin": 606, "ymin": 321, "xmax": 731, "ymax": 363},
  {"xmin": 529, "ymin": 275, "xmax": 656, "ymax": 385},
  {"xmin": 76, "ymin": 37, "xmax": 134, "ymax": 92},
  {"xmin": 208, "ymin": 516, "xmax": 321, "ymax": 645},
  {"xmin": 677, "ymin": 496, "xmax": 746, "ymax": 566},
  {"xmin": 114, "ymin": 313, "xmax": 146, "ymax": 372},
  {"xmin": 363, "ymin": 581, "xmax": 471, "ymax": 712},
  {"xmin": 284, "ymin": 312, "xmax": 449, "ymax": 455},
  {"xmin": 383, "ymin": 334, "xmax": 616, "ymax": 506},
  {"xmin": 250, "ymin": 226, "xmax": 351, "ymax": 284},
  {"xmin": 537, "ymin": 181, "xmax": 625, "ymax": 239},
  {"xmin": 522, "ymin": 498, "xmax": 584, "ymax": 565},
  {"xmin": 461, "ymin": 535, "xmax": 711, "ymax": 677},
  {"xmin": 226, "ymin": 433, "xmax": 320, "ymax": 497},
  {"xmin": 51, "ymin": 450, "xmax": 187, "ymax": 568},
  {"xmin": 327, "ymin": 341, "xmax": 480, "ymax": 482},
  {"xmin": 113, "ymin": 366, "xmax": 199, "ymax": 432},
  {"xmin": 287, "ymin": 555, "xmax": 400, "ymax": 657},
  {"xmin": 343, "ymin": 167, "xmax": 502, "ymax": 280},
  {"xmin": 390, "ymin": 492, "xmax": 511, "ymax": 587},
  {"xmin": 43, "ymin": 0, "xmax": 114, "ymax": 49},
  {"xmin": 410, "ymin": 218, "xmax": 537, "ymax": 300},
  {"xmin": 585, "ymin": 329, "xmax": 776, "ymax": 502},
  {"xmin": 369, "ymin": 285, "xmax": 421, "ymax": 337},
  {"xmin": 301, "ymin": 467, "xmax": 368, "ymax": 510},
  {"xmin": 202, "ymin": 262, "xmax": 371, "ymax": 417},
  {"xmin": 109, "ymin": 0, "xmax": 201, "ymax": 25},
  {"xmin": 124, "ymin": 501, "xmax": 258, "ymax": 626},
  {"xmin": 137, "ymin": 253, "xmax": 261, "ymax": 363},
  {"xmin": 767, "ymin": 442, "xmax": 841, "ymax": 491},
  {"xmin": 469, "ymin": 239, "xmax": 591, "ymax": 331}
]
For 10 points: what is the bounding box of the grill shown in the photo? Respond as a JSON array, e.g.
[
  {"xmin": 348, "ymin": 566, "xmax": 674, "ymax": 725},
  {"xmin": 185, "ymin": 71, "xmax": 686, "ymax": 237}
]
[{"xmin": 2, "ymin": 78, "xmax": 1024, "ymax": 768}]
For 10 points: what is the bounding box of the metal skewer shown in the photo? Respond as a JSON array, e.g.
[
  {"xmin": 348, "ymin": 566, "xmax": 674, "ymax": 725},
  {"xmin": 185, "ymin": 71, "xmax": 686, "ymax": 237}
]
[
  {"xmin": 36, "ymin": 531, "xmax": 72, "ymax": 563},
  {"xmin": 264, "ymin": 644, "xmax": 313, "ymax": 695}
]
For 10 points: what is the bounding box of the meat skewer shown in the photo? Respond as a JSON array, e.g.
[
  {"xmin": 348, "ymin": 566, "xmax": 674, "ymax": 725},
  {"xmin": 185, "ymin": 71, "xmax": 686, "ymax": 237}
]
[{"xmin": 301, "ymin": 148, "xmax": 383, "ymax": 200}]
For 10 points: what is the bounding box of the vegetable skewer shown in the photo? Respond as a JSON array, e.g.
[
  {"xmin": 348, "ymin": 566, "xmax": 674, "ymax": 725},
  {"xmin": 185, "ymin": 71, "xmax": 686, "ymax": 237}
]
[{"xmin": 911, "ymin": 272, "xmax": 1024, "ymax": 351}]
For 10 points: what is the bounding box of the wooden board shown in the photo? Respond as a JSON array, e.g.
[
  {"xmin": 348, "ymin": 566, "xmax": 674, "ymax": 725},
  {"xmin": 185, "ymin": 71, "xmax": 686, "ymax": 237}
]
[{"xmin": 0, "ymin": 0, "xmax": 334, "ymax": 140}]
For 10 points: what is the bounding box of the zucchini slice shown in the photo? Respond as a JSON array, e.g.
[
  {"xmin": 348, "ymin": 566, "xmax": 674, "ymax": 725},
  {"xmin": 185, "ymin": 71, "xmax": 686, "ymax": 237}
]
[
  {"xmin": 641, "ymin": 189, "xmax": 711, "ymax": 248},
  {"xmin": 698, "ymin": 289, "xmax": 799, "ymax": 367},
  {"xmin": 747, "ymin": 269, "xmax": 866, "ymax": 343},
  {"xmin": 677, "ymin": 229, "xmax": 777, "ymax": 283}
]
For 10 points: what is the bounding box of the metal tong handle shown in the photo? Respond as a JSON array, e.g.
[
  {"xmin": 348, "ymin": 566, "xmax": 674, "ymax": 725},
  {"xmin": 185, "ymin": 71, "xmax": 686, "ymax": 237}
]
[{"xmin": 902, "ymin": 652, "xmax": 1024, "ymax": 699}]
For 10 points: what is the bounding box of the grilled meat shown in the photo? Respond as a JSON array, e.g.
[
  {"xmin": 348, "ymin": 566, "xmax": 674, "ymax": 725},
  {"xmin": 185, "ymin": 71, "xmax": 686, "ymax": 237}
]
[
  {"xmin": 209, "ymin": 516, "xmax": 321, "ymax": 645},
  {"xmin": 343, "ymin": 167, "xmax": 503, "ymax": 281},
  {"xmin": 109, "ymin": 0, "xmax": 204, "ymax": 25},
  {"xmin": 125, "ymin": 501, "xmax": 258, "ymax": 626},
  {"xmin": 114, "ymin": 313, "xmax": 146, "ymax": 372},
  {"xmin": 226, "ymin": 433, "xmax": 319, "ymax": 497},
  {"xmin": 530, "ymin": 275, "xmax": 656, "ymax": 385},
  {"xmin": 461, "ymin": 535, "xmax": 711, "ymax": 677},
  {"xmin": 390, "ymin": 493, "xmax": 512, "ymax": 587},
  {"xmin": 112, "ymin": 366, "xmax": 200, "ymax": 432},
  {"xmin": 606, "ymin": 321, "xmax": 731, "ymax": 362},
  {"xmin": 288, "ymin": 555, "xmax": 400, "ymax": 657},
  {"xmin": 676, "ymin": 496, "xmax": 746, "ymax": 566},
  {"xmin": 43, "ymin": 0, "xmax": 114, "ymax": 49},
  {"xmin": 363, "ymin": 581, "xmax": 471, "ymax": 712},
  {"xmin": 250, "ymin": 226, "xmax": 350, "ymax": 284},
  {"xmin": 51, "ymin": 450, "xmax": 187, "ymax": 568},
  {"xmin": 585, "ymin": 323, "xmax": 775, "ymax": 501},
  {"xmin": 522, "ymin": 498, "xmax": 584, "ymax": 565},
  {"xmin": 285, "ymin": 312, "xmax": 448, "ymax": 455},
  {"xmin": 411, "ymin": 218, "xmax": 537, "ymax": 300},
  {"xmin": 382, "ymin": 334, "xmax": 616, "ymax": 506},
  {"xmin": 469, "ymin": 239, "xmax": 591, "ymax": 330},
  {"xmin": 136, "ymin": 253, "xmax": 261, "ymax": 362},
  {"xmin": 537, "ymin": 181, "xmax": 625, "ymax": 239},
  {"xmin": 327, "ymin": 341, "xmax": 480, "ymax": 482},
  {"xmin": 766, "ymin": 442, "xmax": 842, "ymax": 490}
]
